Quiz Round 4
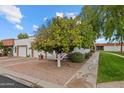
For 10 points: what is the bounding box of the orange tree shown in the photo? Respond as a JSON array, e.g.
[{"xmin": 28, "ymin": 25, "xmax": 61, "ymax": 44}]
[{"xmin": 33, "ymin": 16, "xmax": 96, "ymax": 67}]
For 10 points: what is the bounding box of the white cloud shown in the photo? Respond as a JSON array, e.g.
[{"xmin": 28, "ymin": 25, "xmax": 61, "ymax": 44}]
[
  {"xmin": 55, "ymin": 12, "xmax": 78, "ymax": 19},
  {"xmin": 66, "ymin": 12, "xmax": 77, "ymax": 19},
  {"xmin": 43, "ymin": 17, "xmax": 48, "ymax": 22},
  {"xmin": 0, "ymin": 5, "xmax": 23, "ymax": 24},
  {"xmin": 56, "ymin": 12, "xmax": 64, "ymax": 18},
  {"xmin": 15, "ymin": 24, "xmax": 23, "ymax": 30},
  {"xmin": 28, "ymin": 34, "xmax": 33, "ymax": 36},
  {"xmin": 33, "ymin": 25, "xmax": 39, "ymax": 31},
  {"xmin": 0, "ymin": 5, "xmax": 24, "ymax": 30}
]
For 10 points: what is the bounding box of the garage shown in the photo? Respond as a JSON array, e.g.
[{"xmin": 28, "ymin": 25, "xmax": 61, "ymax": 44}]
[{"xmin": 17, "ymin": 45, "xmax": 27, "ymax": 57}]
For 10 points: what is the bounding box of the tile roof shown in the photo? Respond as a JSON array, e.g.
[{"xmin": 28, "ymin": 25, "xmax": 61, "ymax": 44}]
[
  {"xmin": 95, "ymin": 43, "xmax": 124, "ymax": 46},
  {"xmin": 1, "ymin": 39, "xmax": 15, "ymax": 46}
]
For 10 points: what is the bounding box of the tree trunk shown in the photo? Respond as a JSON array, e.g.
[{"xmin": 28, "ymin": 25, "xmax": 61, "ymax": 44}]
[
  {"xmin": 120, "ymin": 35, "xmax": 123, "ymax": 53},
  {"xmin": 93, "ymin": 42, "xmax": 96, "ymax": 51},
  {"xmin": 120, "ymin": 43, "xmax": 123, "ymax": 53},
  {"xmin": 56, "ymin": 53, "xmax": 67, "ymax": 67},
  {"xmin": 57, "ymin": 53, "xmax": 61, "ymax": 67}
]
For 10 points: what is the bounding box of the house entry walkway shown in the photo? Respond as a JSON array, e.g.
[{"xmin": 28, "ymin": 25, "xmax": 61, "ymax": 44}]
[{"xmin": 66, "ymin": 52, "xmax": 99, "ymax": 88}]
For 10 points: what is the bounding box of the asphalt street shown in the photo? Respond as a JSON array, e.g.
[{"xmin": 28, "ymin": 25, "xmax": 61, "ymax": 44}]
[{"xmin": 0, "ymin": 75, "xmax": 30, "ymax": 88}]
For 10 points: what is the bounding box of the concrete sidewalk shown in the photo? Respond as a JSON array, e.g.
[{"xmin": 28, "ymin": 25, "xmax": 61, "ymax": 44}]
[
  {"xmin": 97, "ymin": 81, "xmax": 124, "ymax": 88},
  {"xmin": 65, "ymin": 52, "xmax": 99, "ymax": 88}
]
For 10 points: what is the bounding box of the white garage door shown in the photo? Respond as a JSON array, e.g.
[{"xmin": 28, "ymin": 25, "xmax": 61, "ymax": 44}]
[{"xmin": 18, "ymin": 46, "xmax": 27, "ymax": 57}]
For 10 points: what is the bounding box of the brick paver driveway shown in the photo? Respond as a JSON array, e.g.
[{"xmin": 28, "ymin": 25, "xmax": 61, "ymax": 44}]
[
  {"xmin": 0, "ymin": 57, "xmax": 35, "ymax": 67},
  {"xmin": 0, "ymin": 57, "xmax": 83, "ymax": 86}
]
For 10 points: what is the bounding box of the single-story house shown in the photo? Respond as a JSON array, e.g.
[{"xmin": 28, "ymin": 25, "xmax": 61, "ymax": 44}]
[
  {"xmin": 1, "ymin": 37, "xmax": 90, "ymax": 59},
  {"xmin": 13, "ymin": 37, "xmax": 90, "ymax": 59},
  {"xmin": 13, "ymin": 37, "xmax": 57, "ymax": 59},
  {"xmin": 95, "ymin": 43, "xmax": 124, "ymax": 51}
]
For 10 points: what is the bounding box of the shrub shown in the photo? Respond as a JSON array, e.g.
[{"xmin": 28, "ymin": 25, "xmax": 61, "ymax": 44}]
[
  {"xmin": 91, "ymin": 50, "xmax": 95, "ymax": 53},
  {"xmin": 85, "ymin": 52, "xmax": 92, "ymax": 59},
  {"xmin": 68, "ymin": 52, "xmax": 85, "ymax": 63},
  {"xmin": 0, "ymin": 53, "xmax": 2, "ymax": 57},
  {"xmin": 26, "ymin": 55, "xmax": 30, "ymax": 57}
]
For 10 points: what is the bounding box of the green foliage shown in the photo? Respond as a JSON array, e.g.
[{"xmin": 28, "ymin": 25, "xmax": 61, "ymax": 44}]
[
  {"xmin": 85, "ymin": 52, "xmax": 92, "ymax": 59},
  {"xmin": 0, "ymin": 41, "xmax": 4, "ymax": 49},
  {"xmin": 3, "ymin": 47, "xmax": 13, "ymax": 56},
  {"xmin": 91, "ymin": 49, "xmax": 95, "ymax": 53},
  {"xmin": 17, "ymin": 33, "xmax": 29, "ymax": 39},
  {"xmin": 80, "ymin": 6, "xmax": 101, "ymax": 38},
  {"xmin": 26, "ymin": 55, "xmax": 30, "ymax": 57},
  {"xmin": 80, "ymin": 5, "xmax": 124, "ymax": 52},
  {"xmin": 109, "ymin": 52, "xmax": 124, "ymax": 56},
  {"xmin": 99, "ymin": 6, "xmax": 124, "ymax": 42},
  {"xmin": 34, "ymin": 16, "xmax": 96, "ymax": 54},
  {"xmin": 99, "ymin": 6, "xmax": 124, "ymax": 52},
  {"xmin": 79, "ymin": 21, "xmax": 96, "ymax": 48},
  {"xmin": 68, "ymin": 52, "xmax": 85, "ymax": 63}
]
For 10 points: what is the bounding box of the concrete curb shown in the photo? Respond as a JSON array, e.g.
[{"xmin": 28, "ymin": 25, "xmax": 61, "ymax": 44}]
[{"xmin": 97, "ymin": 81, "xmax": 124, "ymax": 88}]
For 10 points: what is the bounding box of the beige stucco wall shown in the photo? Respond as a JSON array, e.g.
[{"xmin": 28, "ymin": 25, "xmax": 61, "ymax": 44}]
[
  {"xmin": 13, "ymin": 37, "xmax": 56, "ymax": 59},
  {"xmin": 13, "ymin": 37, "xmax": 91, "ymax": 59},
  {"xmin": 73, "ymin": 47, "xmax": 90, "ymax": 54},
  {"xmin": 104, "ymin": 46, "xmax": 124, "ymax": 51},
  {"xmin": 13, "ymin": 37, "xmax": 38, "ymax": 57}
]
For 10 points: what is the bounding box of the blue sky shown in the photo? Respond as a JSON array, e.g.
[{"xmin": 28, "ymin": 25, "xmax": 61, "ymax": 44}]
[{"xmin": 0, "ymin": 5, "xmax": 106, "ymax": 43}]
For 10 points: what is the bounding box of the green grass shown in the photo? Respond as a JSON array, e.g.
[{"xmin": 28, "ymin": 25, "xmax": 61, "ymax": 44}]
[
  {"xmin": 109, "ymin": 51, "xmax": 124, "ymax": 56},
  {"xmin": 97, "ymin": 51, "xmax": 124, "ymax": 83}
]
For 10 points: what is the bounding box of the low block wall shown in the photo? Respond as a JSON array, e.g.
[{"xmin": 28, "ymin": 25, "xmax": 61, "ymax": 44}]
[{"xmin": 104, "ymin": 46, "xmax": 124, "ymax": 51}]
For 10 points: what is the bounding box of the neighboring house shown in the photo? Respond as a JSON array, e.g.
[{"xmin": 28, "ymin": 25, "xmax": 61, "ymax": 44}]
[
  {"xmin": 95, "ymin": 43, "xmax": 124, "ymax": 51},
  {"xmin": 1, "ymin": 39, "xmax": 15, "ymax": 56}
]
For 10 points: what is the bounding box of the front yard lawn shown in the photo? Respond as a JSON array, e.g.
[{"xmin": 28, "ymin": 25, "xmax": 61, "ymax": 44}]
[
  {"xmin": 109, "ymin": 51, "xmax": 124, "ymax": 56},
  {"xmin": 97, "ymin": 51, "xmax": 124, "ymax": 83}
]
